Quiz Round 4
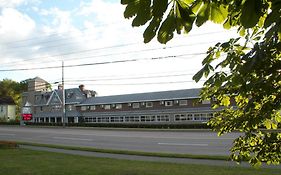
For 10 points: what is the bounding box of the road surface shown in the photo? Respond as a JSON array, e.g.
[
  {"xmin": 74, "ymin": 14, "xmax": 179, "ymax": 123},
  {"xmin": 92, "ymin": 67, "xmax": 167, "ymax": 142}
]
[{"xmin": 0, "ymin": 126, "xmax": 239, "ymax": 156}]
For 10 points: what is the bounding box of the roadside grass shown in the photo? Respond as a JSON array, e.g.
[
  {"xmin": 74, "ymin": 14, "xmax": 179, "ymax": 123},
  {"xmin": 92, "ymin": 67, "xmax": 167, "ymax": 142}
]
[
  {"xmin": 0, "ymin": 148, "xmax": 279, "ymax": 175},
  {"xmin": 17, "ymin": 141, "xmax": 229, "ymax": 161}
]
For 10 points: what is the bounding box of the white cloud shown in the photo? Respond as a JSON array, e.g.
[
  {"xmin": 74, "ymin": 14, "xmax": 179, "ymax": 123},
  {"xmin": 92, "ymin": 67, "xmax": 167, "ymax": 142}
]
[
  {"xmin": 0, "ymin": 0, "xmax": 39, "ymax": 8},
  {"xmin": 0, "ymin": 8, "xmax": 36, "ymax": 40},
  {"xmin": 40, "ymin": 7, "xmax": 77, "ymax": 34},
  {"xmin": 0, "ymin": 0, "xmax": 25, "ymax": 8},
  {"xmin": 0, "ymin": 0, "xmax": 240, "ymax": 96}
]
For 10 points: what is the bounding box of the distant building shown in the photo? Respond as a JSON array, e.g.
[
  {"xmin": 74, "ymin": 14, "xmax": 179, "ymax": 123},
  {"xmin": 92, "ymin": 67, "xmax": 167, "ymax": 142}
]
[
  {"xmin": 21, "ymin": 77, "xmax": 96, "ymax": 123},
  {"xmin": 0, "ymin": 96, "xmax": 16, "ymax": 121},
  {"xmin": 21, "ymin": 77, "xmax": 218, "ymax": 124},
  {"xmin": 77, "ymin": 89, "xmax": 217, "ymax": 124}
]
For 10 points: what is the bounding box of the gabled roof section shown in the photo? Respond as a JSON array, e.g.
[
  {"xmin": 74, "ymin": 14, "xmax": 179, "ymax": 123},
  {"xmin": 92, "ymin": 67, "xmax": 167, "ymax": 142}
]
[
  {"xmin": 0, "ymin": 96, "xmax": 16, "ymax": 105},
  {"xmin": 52, "ymin": 88, "xmax": 87, "ymax": 104},
  {"xmin": 79, "ymin": 88, "xmax": 201, "ymax": 106},
  {"xmin": 47, "ymin": 90, "xmax": 62, "ymax": 105}
]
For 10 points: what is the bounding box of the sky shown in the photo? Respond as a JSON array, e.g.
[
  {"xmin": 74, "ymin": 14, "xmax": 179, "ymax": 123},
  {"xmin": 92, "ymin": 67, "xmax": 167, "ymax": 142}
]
[{"xmin": 0, "ymin": 0, "xmax": 239, "ymax": 96}]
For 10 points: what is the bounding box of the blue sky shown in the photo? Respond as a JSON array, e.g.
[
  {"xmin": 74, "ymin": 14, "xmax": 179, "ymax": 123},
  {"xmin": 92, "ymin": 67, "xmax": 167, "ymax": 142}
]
[{"xmin": 0, "ymin": 0, "xmax": 238, "ymax": 96}]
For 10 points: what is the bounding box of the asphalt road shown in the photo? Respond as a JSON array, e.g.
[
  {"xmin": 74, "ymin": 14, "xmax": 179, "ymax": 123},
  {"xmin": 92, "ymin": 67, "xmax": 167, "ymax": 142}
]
[{"xmin": 0, "ymin": 126, "xmax": 240, "ymax": 156}]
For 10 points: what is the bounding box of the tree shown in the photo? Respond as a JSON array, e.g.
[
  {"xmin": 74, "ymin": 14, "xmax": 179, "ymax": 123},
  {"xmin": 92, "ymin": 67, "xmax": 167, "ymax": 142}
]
[
  {"xmin": 0, "ymin": 79, "xmax": 28, "ymax": 120},
  {"xmin": 121, "ymin": 0, "xmax": 281, "ymax": 166}
]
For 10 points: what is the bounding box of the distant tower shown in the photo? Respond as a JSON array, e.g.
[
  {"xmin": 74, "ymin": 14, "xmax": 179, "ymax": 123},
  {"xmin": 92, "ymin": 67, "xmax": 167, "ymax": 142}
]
[{"xmin": 28, "ymin": 77, "xmax": 49, "ymax": 92}]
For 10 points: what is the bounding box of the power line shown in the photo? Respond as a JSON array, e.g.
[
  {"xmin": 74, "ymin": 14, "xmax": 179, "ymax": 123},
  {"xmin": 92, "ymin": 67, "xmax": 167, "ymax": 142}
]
[
  {"xmin": 2, "ymin": 28, "xmax": 235, "ymax": 49},
  {"xmin": 0, "ymin": 53, "xmax": 205, "ymax": 72},
  {"xmin": 1, "ymin": 39, "xmax": 214, "ymax": 67},
  {"xmin": 2, "ymin": 29, "xmax": 234, "ymax": 65},
  {"xmin": 64, "ymin": 79, "xmax": 205, "ymax": 86},
  {"xmin": 52, "ymin": 68, "xmax": 201, "ymax": 82},
  {"xmin": 62, "ymin": 73, "xmax": 196, "ymax": 83}
]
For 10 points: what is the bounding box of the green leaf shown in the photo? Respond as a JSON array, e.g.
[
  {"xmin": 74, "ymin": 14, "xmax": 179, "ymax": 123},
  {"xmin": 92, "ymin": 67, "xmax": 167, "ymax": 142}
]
[
  {"xmin": 152, "ymin": 0, "xmax": 168, "ymax": 17},
  {"xmin": 157, "ymin": 9, "xmax": 176, "ymax": 44},
  {"xmin": 195, "ymin": 2, "xmax": 209, "ymax": 27},
  {"xmin": 223, "ymin": 17, "xmax": 231, "ymax": 29},
  {"xmin": 238, "ymin": 27, "xmax": 246, "ymax": 36},
  {"xmin": 192, "ymin": 67, "xmax": 204, "ymax": 83},
  {"xmin": 121, "ymin": 0, "xmax": 131, "ymax": 5},
  {"xmin": 132, "ymin": 0, "xmax": 152, "ymax": 26},
  {"xmin": 221, "ymin": 96, "xmax": 230, "ymax": 107},
  {"xmin": 264, "ymin": 119, "xmax": 272, "ymax": 129},
  {"xmin": 123, "ymin": 0, "xmax": 140, "ymax": 18},
  {"xmin": 209, "ymin": 3, "xmax": 228, "ymax": 24},
  {"xmin": 264, "ymin": 9, "xmax": 281, "ymax": 28},
  {"xmin": 202, "ymin": 53, "xmax": 214, "ymax": 65},
  {"xmin": 191, "ymin": 0, "xmax": 203, "ymax": 14},
  {"xmin": 143, "ymin": 17, "xmax": 161, "ymax": 43},
  {"xmin": 275, "ymin": 113, "xmax": 281, "ymax": 123},
  {"xmin": 176, "ymin": 1, "xmax": 196, "ymax": 34},
  {"xmin": 240, "ymin": 0, "xmax": 263, "ymax": 28}
]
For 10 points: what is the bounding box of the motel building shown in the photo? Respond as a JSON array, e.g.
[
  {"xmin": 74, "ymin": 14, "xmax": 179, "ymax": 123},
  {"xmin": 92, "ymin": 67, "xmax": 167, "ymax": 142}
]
[{"xmin": 21, "ymin": 77, "xmax": 219, "ymax": 125}]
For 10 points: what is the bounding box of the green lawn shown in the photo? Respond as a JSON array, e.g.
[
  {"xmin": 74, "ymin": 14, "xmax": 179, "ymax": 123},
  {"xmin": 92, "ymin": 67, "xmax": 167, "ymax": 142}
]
[{"xmin": 0, "ymin": 148, "xmax": 280, "ymax": 175}]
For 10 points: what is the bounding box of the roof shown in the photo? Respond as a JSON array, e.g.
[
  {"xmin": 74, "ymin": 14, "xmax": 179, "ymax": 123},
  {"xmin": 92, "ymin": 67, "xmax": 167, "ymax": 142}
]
[
  {"xmin": 79, "ymin": 88, "xmax": 201, "ymax": 106},
  {"xmin": 32, "ymin": 76, "xmax": 48, "ymax": 83},
  {"xmin": 34, "ymin": 88, "xmax": 88, "ymax": 105},
  {"xmin": 0, "ymin": 97, "xmax": 16, "ymax": 105}
]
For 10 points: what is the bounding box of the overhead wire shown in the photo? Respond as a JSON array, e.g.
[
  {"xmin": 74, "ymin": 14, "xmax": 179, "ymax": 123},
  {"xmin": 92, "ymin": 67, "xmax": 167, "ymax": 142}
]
[
  {"xmin": 0, "ymin": 29, "xmax": 234, "ymax": 66},
  {"xmin": 0, "ymin": 53, "xmax": 205, "ymax": 72},
  {"xmin": 1, "ymin": 39, "xmax": 216, "ymax": 67}
]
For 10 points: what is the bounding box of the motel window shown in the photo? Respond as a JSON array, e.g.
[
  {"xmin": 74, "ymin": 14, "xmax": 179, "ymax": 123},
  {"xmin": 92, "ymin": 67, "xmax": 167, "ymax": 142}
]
[
  {"xmin": 110, "ymin": 116, "xmax": 124, "ymax": 122},
  {"xmin": 67, "ymin": 105, "xmax": 74, "ymax": 111},
  {"xmin": 81, "ymin": 106, "xmax": 87, "ymax": 111},
  {"xmin": 157, "ymin": 115, "xmax": 170, "ymax": 122},
  {"xmin": 132, "ymin": 103, "xmax": 140, "ymax": 108},
  {"xmin": 194, "ymin": 114, "xmax": 201, "ymax": 120},
  {"xmin": 175, "ymin": 114, "xmax": 194, "ymax": 121},
  {"xmin": 116, "ymin": 104, "xmax": 122, "ymax": 109},
  {"xmin": 165, "ymin": 101, "xmax": 173, "ymax": 106},
  {"xmin": 90, "ymin": 106, "xmax": 96, "ymax": 110},
  {"xmin": 104, "ymin": 105, "xmax": 111, "ymax": 110},
  {"xmin": 202, "ymin": 100, "xmax": 211, "ymax": 105},
  {"xmin": 146, "ymin": 102, "xmax": 153, "ymax": 108},
  {"xmin": 179, "ymin": 100, "xmax": 188, "ymax": 106}
]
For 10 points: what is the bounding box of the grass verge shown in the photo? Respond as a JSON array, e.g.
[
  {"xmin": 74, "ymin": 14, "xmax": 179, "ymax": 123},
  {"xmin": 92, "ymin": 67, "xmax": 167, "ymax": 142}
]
[
  {"xmin": 17, "ymin": 141, "xmax": 228, "ymax": 161},
  {"xmin": 0, "ymin": 148, "xmax": 280, "ymax": 175}
]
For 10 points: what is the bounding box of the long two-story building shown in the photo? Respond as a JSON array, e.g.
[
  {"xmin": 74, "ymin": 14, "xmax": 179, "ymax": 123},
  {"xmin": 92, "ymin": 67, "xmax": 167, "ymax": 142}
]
[{"xmin": 22, "ymin": 77, "xmax": 218, "ymax": 124}]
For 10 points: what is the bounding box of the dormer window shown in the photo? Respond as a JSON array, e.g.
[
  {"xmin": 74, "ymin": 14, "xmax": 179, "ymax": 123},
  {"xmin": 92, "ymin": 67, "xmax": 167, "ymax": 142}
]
[
  {"xmin": 146, "ymin": 102, "xmax": 153, "ymax": 108},
  {"xmin": 132, "ymin": 103, "xmax": 140, "ymax": 108},
  {"xmin": 165, "ymin": 101, "xmax": 173, "ymax": 106},
  {"xmin": 67, "ymin": 91, "xmax": 74, "ymax": 99},
  {"xmin": 104, "ymin": 105, "xmax": 111, "ymax": 110},
  {"xmin": 81, "ymin": 106, "xmax": 87, "ymax": 111},
  {"xmin": 202, "ymin": 100, "xmax": 211, "ymax": 104},
  {"xmin": 179, "ymin": 100, "xmax": 188, "ymax": 106},
  {"xmin": 116, "ymin": 104, "xmax": 122, "ymax": 109}
]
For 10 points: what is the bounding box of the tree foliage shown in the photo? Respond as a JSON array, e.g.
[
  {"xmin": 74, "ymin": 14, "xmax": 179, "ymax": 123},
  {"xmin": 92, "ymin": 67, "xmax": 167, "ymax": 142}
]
[
  {"xmin": 122, "ymin": 0, "xmax": 281, "ymax": 166},
  {"xmin": 0, "ymin": 79, "xmax": 28, "ymax": 120}
]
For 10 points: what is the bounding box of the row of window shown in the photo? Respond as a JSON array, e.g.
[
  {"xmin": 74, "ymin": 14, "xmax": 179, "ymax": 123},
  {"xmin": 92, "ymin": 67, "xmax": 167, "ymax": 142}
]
[
  {"xmin": 84, "ymin": 115, "xmax": 170, "ymax": 123},
  {"xmin": 83, "ymin": 113, "xmax": 213, "ymax": 123},
  {"xmin": 80, "ymin": 99, "xmax": 206, "ymax": 111},
  {"xmin": 35, "ymin": 104, "xmax": 76, "ymax": 113},
  {"xmin": 174, "ymin": 113, "xmax": 213, "ymax": 121}
]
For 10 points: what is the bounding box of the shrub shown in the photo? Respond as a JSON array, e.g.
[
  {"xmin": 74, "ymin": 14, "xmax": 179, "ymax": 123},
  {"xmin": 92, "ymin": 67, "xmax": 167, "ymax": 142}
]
[{"xmin": 0, "ymin": 141, "xmax": 18, "ymax": 149}]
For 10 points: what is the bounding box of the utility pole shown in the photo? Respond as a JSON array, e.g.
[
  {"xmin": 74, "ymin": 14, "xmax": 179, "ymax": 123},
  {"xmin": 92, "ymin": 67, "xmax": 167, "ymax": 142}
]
[{"xmin": 62, "ymin": 61, "xmax": 66, "ymax": 127}]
